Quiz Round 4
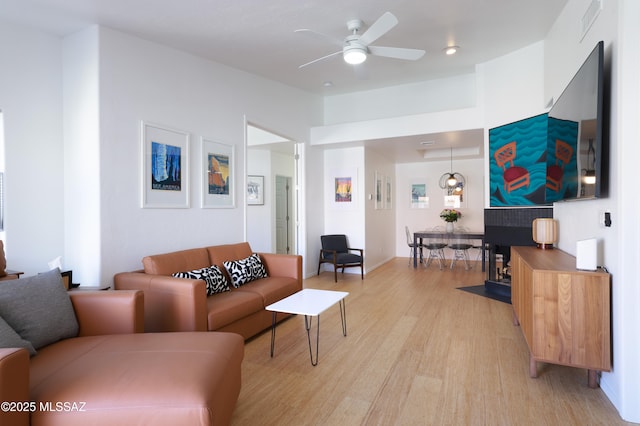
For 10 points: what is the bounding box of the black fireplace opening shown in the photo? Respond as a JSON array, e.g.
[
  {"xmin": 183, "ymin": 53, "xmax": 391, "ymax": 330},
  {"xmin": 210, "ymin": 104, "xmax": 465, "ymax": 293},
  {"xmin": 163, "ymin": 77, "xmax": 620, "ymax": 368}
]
[{"xmin": 484, "ymin": 208, "xmax": 553, "ymax": 297}]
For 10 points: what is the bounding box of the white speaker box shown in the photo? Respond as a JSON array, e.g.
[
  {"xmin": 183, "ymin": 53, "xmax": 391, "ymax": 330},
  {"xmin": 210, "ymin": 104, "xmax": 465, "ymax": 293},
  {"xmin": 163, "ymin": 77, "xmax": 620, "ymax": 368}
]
[{"xmin": 576, "ymin": 238, "xmax": 598, "ymax": 271}]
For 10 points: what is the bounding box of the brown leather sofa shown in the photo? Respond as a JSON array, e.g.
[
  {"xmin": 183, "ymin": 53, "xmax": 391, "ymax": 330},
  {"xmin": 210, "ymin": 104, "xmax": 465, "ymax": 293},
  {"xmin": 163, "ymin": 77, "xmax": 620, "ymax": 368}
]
[
  {"xmin": 114, "ymin": 242, "xmax": 303, "ymax": 339},
  {"xmin": 0, "ymin": 290, "xmax": 244, "ymax": 426}
]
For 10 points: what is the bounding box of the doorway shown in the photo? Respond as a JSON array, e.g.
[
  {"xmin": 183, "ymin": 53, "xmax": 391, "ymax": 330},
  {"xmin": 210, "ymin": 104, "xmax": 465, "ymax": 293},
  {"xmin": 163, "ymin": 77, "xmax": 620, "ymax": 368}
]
[{"xmin": 246, "ymin": 123, "xmax": 300, "ymax": 255}]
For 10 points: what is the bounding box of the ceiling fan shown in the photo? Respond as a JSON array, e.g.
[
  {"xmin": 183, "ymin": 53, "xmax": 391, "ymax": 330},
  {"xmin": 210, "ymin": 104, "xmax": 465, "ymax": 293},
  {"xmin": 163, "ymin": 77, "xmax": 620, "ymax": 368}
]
[{"xmin": 295, "ymin": 12, "xmax": 425, "ymax": 68}]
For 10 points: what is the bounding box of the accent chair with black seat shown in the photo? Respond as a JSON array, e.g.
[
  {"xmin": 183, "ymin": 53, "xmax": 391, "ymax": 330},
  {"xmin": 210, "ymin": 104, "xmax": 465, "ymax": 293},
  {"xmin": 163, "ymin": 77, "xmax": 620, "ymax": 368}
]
[{"xmin": 317, "ymin": 234, "xmax": 364, "ymax": 282}]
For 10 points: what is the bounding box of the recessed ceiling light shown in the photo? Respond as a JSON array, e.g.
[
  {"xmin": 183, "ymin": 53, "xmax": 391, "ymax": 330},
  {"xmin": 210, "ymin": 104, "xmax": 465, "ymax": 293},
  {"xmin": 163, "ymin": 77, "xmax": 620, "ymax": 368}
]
[
  {"xmin": 444, "ymin": 45, "xmax": 459, "ymax": 55},
  {"xmin": 323, "ymin": 81, "xmax": 334, "ymax": 87}
]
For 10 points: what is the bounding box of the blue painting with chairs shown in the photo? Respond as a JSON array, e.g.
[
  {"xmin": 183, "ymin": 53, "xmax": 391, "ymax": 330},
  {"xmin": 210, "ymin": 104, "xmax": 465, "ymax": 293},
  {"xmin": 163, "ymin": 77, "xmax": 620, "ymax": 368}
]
[{"xmin": 489, "ymin": 113, "xmax": 578, "ymax": 207}]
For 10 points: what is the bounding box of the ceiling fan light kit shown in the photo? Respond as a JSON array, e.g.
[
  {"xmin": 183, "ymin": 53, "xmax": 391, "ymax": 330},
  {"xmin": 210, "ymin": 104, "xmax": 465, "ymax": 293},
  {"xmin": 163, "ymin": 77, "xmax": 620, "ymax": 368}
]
[{"xmin": 343, "ymin": 44, "xmax": 367, "ymax": 65}]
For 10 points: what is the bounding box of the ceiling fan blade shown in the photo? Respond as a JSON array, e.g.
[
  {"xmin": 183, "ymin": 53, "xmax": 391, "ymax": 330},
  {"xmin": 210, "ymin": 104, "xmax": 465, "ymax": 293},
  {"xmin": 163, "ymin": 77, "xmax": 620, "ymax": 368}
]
[
  {"xmin": 358, "ymin": 12, "xmax": 398, "ymax": 46},
  {"xmin": 368, "ymin": 45, "xmax": 425, "ymax": 61},
  {"xmin": 298, "ymin": 50, "xmax": 342, "ymax": 68},
  {"xmin": 294, "ymin": 29, "xmax": 343, "ymax": 47}
]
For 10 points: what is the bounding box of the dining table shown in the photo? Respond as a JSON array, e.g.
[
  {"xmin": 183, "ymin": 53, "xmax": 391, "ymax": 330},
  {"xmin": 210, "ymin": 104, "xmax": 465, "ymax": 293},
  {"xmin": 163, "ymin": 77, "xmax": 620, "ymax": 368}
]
[{"xmin": 413, "ymin": 230, "xmax": 485, "ymax": 271}]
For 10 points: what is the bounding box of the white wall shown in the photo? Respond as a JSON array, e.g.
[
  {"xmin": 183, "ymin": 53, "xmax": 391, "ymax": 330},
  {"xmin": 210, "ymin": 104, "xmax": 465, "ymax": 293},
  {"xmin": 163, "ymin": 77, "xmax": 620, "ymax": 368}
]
[
  {"xmin": 0, "ymin": 20, "xmax": 65, "ymax": 276},
  {"xmin": 614, "ymin": 1, "xmax": 640, "ymax": 420},
  {"xmin": 364, "ymin": 148, "xmax": 395, "ymax": 270},
  {"xmin": 545, "ymin": 0, "xmax": 639, "ymax": 421},
  {"xmin": 63, "ymin": 26, "xmax": 101, "ymax": 285},
  {"xmin": 1, "ymin": 23, "xmax": 322, "ymax": 283},
  {"xmin": 92, "ymin": 27, "xmax": 322, "ymax": 284},
  {"xmin": 324, "ymin": 74, "xmax": 477, "ymax": 125},
  {"xmin": 304, "ymin": 142, "xmax": 324, "ymax": 277},
  {"xmin": 476, "ymin": 41, "xmax": 547, "ymax": 208},
  {"xmin": 321, "ymin": 146, "xmax": 365, "ymax": 274}
]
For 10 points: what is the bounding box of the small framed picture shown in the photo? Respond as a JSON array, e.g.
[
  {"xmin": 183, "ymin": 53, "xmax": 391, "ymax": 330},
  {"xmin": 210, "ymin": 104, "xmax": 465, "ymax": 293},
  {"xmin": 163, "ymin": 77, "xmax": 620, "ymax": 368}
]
[
  {"xmin": 201, "ymin": 138, "xmax": 235, "ymax": 208},
  {"xmin": 247, "ymin": 175, "xmax": 264, "ymax": 205},
  {"xmin": 141, "ymin": 121, "xmax": 190, "ymax": 208},
  {"xmin": 385, "ymin": 175, "xmax": 392, "ymax": 209},
  {"xmin": 411, "ymin": 183, "xmax": 429, "ymax": 208},
  {"xmin": 374, "ymin": 171, "xmax": 383, "ymax": 210}
]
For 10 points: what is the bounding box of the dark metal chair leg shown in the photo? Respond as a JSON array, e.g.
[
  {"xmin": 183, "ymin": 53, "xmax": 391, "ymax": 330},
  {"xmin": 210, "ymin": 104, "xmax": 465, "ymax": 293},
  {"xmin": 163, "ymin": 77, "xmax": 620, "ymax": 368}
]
[
  {"xmin": 270, "ymin": 311, "xmax": 277, "ymax": 357},
  {"xmin": 304, "ymin": 315, "xmax": 320, "ymax": 366}
]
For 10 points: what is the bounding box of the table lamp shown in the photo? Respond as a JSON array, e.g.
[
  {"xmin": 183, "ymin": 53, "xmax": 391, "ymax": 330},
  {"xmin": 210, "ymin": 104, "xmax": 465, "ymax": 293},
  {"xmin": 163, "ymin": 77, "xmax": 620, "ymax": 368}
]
[{"xmin": 532, "ymin": 218, "xmax": 558, "ymax": 249}]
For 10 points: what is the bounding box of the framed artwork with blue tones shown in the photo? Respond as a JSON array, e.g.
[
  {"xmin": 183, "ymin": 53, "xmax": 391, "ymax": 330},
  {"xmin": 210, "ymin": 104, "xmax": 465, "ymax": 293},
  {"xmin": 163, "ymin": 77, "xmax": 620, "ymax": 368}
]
[
  {"xmin": 142, "ymin": 121, "xmax": 190, "ymax": 208},
  {"xmin": 411, "ymin": 183, "xmax": 428, "ymax": 208}
]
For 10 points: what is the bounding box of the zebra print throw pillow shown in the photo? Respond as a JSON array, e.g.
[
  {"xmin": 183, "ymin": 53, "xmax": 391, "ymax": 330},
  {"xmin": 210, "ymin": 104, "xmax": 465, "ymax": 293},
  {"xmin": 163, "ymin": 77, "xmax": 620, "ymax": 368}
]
[
  {"xmin": 172, "ymin": 265, "xmax": 229, "ymax": 295},
  {"xmin": 223, "ymin": 253, "xmax": 268, "ymax": 288}
]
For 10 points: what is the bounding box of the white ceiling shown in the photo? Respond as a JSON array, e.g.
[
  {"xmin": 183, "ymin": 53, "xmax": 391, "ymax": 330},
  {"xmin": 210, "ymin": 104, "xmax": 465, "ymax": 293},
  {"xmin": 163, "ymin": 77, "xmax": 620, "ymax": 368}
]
[
  {"xmin": 1, "ymin": 0, "xmax": 566, "ymax": 95},
  {"xmin": 0, "ymin": 0, "xmax": 567, "ymax": 162}
]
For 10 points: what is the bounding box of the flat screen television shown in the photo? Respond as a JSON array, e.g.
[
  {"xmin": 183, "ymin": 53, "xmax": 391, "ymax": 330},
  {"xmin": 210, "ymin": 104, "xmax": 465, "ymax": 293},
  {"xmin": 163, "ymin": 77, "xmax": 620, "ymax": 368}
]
[{"xmin": 547, "ymin": 40, "xmax": 607, "ymax": 202}]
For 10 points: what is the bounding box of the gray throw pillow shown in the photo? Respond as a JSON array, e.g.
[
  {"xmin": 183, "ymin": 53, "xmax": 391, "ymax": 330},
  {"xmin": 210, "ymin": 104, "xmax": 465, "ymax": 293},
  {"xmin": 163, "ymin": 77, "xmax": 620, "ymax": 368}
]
[
  {"xmin": 0, "ymin": 315, "xmax": 36, "ymax": 356},
  {"xmin": 0, "ymin": 268, "xmax": 79, "ymax": 350}
]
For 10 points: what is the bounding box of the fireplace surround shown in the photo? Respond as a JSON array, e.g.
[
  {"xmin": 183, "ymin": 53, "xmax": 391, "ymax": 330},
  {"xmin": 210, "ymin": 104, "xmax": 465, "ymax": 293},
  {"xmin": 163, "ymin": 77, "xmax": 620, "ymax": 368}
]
[{"xmin": 483, "ymin": 207, "xmax": 553, "ymax": 298}]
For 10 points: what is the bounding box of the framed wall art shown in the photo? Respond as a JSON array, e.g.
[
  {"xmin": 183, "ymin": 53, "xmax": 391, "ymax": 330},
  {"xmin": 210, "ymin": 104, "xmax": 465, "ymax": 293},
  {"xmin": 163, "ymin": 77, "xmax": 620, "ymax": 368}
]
[
  {"xmin": 141, "ymin": 121, "xmax": 190, "ymax": 208},
  {"xmin": 201, "ymin": 137, "xmax": 235, "ymax": 208},
  {"xmin": 384, "ymin": 175, "xmax": 392, "ymax": 209},
  {"xmin": 329, "ymin": 168, "xmax": 357, "ymax": 210},
  {"xmin": 247, "ymin": 175, "xmax": 264, "ymax": 205},
  {"xmin": 411, "ymin": 182, "xmax": 429, "ymax": 208},
  {"xmin": 374, "ymin": 171, "xmax": 383, "ymax": 210}
]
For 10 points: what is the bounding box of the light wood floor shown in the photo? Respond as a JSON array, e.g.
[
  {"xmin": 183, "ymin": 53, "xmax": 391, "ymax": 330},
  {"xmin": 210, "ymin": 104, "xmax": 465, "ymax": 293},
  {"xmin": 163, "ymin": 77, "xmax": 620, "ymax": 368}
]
[{"xmin": 231, "ymin": 258, "xmax": 630, "ymax": 425}]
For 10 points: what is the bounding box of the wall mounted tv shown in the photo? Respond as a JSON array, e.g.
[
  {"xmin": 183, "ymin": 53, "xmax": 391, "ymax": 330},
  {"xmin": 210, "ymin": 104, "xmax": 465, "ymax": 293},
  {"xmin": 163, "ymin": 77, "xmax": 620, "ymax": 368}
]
[
  {"xmin": 488, "ymin": 41, "xmax": 607, "ymax": 207},
  {"xmin": 548, "ymin": 40, "xmax": 607, "ymax": 202}
]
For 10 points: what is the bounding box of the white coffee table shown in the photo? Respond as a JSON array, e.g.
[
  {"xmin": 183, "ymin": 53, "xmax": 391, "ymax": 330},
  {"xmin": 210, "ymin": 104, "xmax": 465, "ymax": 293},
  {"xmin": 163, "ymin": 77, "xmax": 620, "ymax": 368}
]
[{"xmin": 265, "ymin": 288, "xmax": 348, "ymax": 366}]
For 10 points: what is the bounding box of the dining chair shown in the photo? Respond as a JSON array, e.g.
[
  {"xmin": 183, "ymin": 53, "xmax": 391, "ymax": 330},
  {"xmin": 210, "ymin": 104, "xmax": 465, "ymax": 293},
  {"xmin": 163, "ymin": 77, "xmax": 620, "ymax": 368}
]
[
  {"xmin": 405, "ymin": 226, "xmax": 424, "ymax": 265},
  {"xmin": 449, "ymin": 226, "xmax": 473, "ymax": 270},
  {"xmin": 423, "ymin": 226, "xmax": 448, "ymax": 270}
]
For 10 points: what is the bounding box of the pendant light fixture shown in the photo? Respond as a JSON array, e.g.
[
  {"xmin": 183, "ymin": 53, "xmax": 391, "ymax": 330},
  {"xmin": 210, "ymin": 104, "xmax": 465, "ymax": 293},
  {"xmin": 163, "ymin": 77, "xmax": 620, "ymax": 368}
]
[{"xmin": 439, "ymin": 147, "xmax": 466, "ymax": 192}]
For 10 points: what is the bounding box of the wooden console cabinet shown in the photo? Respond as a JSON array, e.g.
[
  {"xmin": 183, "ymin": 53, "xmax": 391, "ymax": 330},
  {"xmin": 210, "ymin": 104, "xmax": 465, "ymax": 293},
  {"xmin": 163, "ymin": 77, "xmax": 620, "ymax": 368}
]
[{"xmin": 511, "ymin": 246, "xmax": 611, "ymax": 388}]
